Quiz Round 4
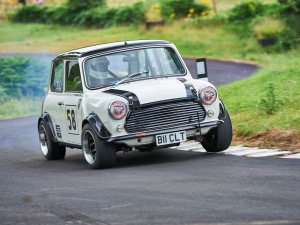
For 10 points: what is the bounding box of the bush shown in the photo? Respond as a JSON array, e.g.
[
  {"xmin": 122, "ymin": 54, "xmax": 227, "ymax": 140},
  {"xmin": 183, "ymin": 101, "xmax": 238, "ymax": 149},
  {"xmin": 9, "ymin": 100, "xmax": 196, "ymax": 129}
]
[
  {"xmin": 67, "ymin": 0, "xmax": 106, "ymax": 12},
  {"xmin": 11, "ymin": 1, "xmax": 144, "ymax": 27},
  {"xmin": 75, "ymin": 2, "xmax": 144, "ymax": 28},
  {"xmin": 277, "ymin": 26, "xmax": 299, "ymax": 49},
  {"xmin": 278, "ymin": 0, "xmax": 300, "ymax": 14},
  {"xmin": 160, "ymin": 0, "xmax": 209, "ymax": 19},
  {"xmin": 11, "ymin": 5, "xmax": 48, "ymax": 23},
  {"xmin": 45, "ymin": 6, "xmax": 70, "ymax": 24},
  {"xmin": 254, "ymin": 17, "xmax": 283, "ymax": 39},
  {"xmin": 227, "ymin": 1, "xmax": 265, "ymax": 23},
  {"xmin": 114, "ymin": 2, "xmax": 144, "ymax": 25}
]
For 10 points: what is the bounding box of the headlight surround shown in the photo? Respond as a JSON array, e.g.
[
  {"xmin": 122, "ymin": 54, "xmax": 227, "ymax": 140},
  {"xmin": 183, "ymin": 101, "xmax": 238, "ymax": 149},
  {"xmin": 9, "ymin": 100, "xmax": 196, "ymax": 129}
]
[
  {"xmin": 108, "ymin": 100, "xmax": 128, "ymax": 120},
  {"xmin": 199, "ymin": 86, "xmax": 217, "ymax": 105}
]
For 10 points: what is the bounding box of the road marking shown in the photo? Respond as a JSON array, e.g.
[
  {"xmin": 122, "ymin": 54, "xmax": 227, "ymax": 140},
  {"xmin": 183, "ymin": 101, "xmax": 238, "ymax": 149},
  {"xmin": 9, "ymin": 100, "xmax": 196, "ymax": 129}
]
[
  {"xmin": 247, "ymin": 150, "xmax": 290, "ymax": 157},
  {"xmin": 174, "ymin": 142, "xmax": 300, "ymax": 159},
  {"xmin": 281, "ymin": 152, "xmax": 300, "ymax": 159}
]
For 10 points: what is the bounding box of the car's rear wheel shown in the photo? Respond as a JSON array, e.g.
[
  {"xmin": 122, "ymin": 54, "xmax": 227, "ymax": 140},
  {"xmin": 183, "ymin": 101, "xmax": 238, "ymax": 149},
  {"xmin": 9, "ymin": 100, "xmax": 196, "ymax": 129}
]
[
  {"xmin": 82, "ymin": 124, "xmax": 116, "ymax": 169},
  {"xmin": 201, "ymin": 110, "xmax": 232, "ymax": 152},
  {"xmin": 38, "ymin": 120, "xmax": 66, "ymax": 160}
]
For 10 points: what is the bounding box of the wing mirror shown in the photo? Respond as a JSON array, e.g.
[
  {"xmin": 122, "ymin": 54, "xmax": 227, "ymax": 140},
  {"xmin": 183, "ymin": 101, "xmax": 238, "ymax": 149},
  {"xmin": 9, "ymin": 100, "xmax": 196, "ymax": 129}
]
[{"xmin": 196, "ymin": 58, "xmax": 208, "ymax": 81}]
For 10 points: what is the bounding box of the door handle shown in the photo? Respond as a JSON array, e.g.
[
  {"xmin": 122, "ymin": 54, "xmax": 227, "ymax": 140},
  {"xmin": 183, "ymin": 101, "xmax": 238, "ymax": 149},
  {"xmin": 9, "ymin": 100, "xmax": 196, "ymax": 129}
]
[{"xmin": 57, "ymin": 102, "xmax": 64, "ymax": 106}]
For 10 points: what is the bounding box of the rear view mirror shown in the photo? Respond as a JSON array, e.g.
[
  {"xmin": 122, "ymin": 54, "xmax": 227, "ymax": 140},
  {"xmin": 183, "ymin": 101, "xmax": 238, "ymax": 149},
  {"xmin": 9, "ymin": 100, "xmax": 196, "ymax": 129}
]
[{"xmin": 196, "ymin": 58, "xmax": 208, "ymax": 81}]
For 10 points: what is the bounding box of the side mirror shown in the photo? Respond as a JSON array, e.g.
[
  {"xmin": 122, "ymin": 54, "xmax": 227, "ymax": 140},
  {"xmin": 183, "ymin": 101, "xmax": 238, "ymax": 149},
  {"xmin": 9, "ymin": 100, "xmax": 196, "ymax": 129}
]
[{"xmin": 196, "ymin": 58, "xmax": 208, "ymax": 81}]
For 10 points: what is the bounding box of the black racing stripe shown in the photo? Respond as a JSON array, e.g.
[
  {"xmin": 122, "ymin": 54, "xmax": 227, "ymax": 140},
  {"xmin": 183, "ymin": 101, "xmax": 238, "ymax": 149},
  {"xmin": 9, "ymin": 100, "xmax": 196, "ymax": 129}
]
[
  {"xmin": 103, "ymin": 89, "xmax": 140, "ymax": 107},
  {"xmin": 182, "ymin": 83, "xmax": 195, "ymax": 98}
]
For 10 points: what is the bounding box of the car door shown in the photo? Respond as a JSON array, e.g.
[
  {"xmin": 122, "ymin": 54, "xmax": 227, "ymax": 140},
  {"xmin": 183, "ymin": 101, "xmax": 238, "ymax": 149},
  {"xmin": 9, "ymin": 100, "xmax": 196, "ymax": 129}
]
[
  {"xmin": 60, "ymin": 60, "xmax": 83, "ymax": 146},
  {"xmin": 46, "ymin": 60, "xmax": 65, "ymax": 142}
]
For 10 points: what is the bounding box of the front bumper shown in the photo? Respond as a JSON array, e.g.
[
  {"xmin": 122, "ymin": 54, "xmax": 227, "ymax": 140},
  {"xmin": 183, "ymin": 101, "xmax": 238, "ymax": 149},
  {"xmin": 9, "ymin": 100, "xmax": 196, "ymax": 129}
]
[{"xmin": 106, "ymin": 120, "xmax": 223, "ymax": 145}]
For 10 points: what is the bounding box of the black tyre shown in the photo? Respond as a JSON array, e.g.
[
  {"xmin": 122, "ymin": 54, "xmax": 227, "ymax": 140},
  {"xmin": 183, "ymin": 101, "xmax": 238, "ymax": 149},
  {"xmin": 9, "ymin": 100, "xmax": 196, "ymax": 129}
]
[
  {"xmin": 82, "ymin": 124, "xmax": 116, "ymax": 169},
  {"xmin": 201, "ymin": 110, "xmax": 232, "ymax": 152},
  {"xmin": 38, "ymin": 120, "xmax": 66, "ymax": 160}
]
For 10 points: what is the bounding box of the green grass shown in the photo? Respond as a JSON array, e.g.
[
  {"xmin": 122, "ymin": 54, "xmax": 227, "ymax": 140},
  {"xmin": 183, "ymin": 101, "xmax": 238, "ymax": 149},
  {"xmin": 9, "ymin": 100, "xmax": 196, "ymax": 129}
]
[
  {"xmin": 218, "ymin": 50, "xmax": 300, "ymax": 134},
  {"xmin": 0, "ymin": 20, "xmax": 259, "ymax": 60},
  {"xmin": 0, "ymin": 97, "xmax": 43, "ymax": 120}
]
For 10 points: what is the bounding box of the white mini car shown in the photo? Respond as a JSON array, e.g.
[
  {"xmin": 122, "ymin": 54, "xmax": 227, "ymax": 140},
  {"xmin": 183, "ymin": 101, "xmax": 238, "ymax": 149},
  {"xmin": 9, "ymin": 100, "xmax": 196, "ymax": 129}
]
[{"xmin": 38, "ymin": 40, "xmax": 232, "ymax": 169}]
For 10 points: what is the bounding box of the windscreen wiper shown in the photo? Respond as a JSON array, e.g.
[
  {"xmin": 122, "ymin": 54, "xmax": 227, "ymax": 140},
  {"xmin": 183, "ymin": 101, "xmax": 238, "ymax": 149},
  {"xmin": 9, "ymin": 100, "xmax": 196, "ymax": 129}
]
[{"xmin": 115, "ymin": 70, "xmax": 149, "ymax": 86}]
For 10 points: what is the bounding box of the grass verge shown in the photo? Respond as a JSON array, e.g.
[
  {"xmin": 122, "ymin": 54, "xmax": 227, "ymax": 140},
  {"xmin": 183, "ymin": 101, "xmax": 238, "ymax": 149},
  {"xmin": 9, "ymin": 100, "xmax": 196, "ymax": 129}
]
[{"xmin": 0, "ymin": 97, "xmax": 43, "ymax": 120}]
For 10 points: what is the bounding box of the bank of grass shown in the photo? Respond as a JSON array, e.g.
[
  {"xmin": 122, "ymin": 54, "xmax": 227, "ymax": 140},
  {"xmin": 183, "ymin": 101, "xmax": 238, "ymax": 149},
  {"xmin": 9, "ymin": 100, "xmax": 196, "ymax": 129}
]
[{"xmin": 218, "ymin": 50, "xmax": 300, "ymax": 134}]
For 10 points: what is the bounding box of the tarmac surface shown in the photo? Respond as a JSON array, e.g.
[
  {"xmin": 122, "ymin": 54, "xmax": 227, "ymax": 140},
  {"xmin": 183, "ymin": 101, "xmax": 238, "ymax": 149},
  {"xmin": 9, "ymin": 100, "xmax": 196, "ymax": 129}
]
[{"xmin": 0, "ymin": 116, "xmax": 300, "ymax": 225}]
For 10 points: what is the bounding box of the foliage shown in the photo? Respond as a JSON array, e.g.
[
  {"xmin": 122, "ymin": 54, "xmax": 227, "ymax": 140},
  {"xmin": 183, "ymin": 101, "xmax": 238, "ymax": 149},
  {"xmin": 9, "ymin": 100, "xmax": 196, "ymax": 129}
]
[
  {"xmin": 0, "ymin": 56, "xmax": 49, "ymax": 98},
  {"xmin": 226, "ymin": 0, "xmax": 300, "ymax": 50},
  {"xmin": 277, "ymin": 26, "xmax": 299, "ymax": 49},
  {"xmin": 225, "ymin": 1, "xmax": 268, "ymax": 38},
  {"xmin": 277, "ymin": 0, "xmax": 300, "ymax": 14},
  {"xmin": 260, "ymin": 83, "xmax": 278, "ymax": 115},
  {"xmin": 144, "ymin": 3, "xmax": 163, "ymax": 22},
  {"xmin": 227, "ymin": 1, "xmax": 265, "ymax": 23},
  {"xmin": 9, "ymin": 0, "xmax": 209, "ymax": 26},
  {"xmin": 276, "ymin": 0, "xmax": 300, "ymax": 48},
  {"xmin": 67, "ymin": 0, "xmax": 106, "ymax": 12},
  {"xmin": 10, "ymin": 1, "xmax": 144, "ymax": 27},
  {"xmin": 113, "ymin": 2, "xmax": 144, "ymax": 25},
  {"xmin": 254, "ymin": 17, "xmax": 283, "ymax": 39},
  {"xmin": 160, "ymin": 0, "xmax": 209, "ymax": 19},
  {"xmin": 10, "ymin": 5, "xmax": 48, "ymax": 23},
  {"xmin": 75, "ymin": 2, "xmax": 144, "ymax": 27}
]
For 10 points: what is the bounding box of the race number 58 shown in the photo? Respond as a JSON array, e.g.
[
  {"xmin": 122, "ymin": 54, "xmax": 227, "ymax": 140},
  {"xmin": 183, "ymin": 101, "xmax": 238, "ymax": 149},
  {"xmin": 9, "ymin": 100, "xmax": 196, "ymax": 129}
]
[
  {"xmin": 65, "ymin": 105, "xmax": 79, "ymax": 134},
  {"xmin": 67, "ymin": 109, "xmax": 76, "ymax": 131}
]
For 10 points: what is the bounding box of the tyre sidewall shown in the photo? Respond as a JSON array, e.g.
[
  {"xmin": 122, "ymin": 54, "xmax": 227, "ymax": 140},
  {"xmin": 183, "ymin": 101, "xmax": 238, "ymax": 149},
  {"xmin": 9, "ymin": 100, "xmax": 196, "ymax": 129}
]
[
  {"xmin": 38, "ymin": 120, "xmax": 66, "ymax": 160},
  {"xmin": 82, "ymin": 124, "xmax": 116, "ymax": 169},
  {"xmin": 201, "ymin": 110, "xmax": 232, "ymax": 152}
]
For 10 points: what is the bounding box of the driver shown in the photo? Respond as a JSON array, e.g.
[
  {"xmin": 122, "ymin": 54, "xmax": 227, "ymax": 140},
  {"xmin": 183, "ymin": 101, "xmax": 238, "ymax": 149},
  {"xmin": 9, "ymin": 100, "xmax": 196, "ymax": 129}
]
[{"xmin": 88, "ymin": 56, "xmax": 110, "ymax": 87}]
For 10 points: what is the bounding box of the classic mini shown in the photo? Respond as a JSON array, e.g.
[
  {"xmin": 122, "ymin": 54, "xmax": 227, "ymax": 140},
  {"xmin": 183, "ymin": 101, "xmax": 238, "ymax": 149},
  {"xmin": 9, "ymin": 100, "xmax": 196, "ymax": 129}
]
[{"xmin": 38, "ymin": 40, "xmax": 232, "ymax": 169}]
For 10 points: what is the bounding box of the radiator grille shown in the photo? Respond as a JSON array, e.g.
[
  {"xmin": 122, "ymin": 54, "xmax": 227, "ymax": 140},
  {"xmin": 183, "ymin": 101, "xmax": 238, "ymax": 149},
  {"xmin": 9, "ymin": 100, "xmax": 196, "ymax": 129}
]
[{"xmin": 125, "ymin": 99, "xmax": 206, "ymax": 133}]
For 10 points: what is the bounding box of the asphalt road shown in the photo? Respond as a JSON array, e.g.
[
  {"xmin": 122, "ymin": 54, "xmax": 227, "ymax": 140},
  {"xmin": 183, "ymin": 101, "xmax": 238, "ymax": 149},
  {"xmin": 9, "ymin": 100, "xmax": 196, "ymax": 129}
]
[
  {"xmin": 1, "ymin": 116, "xmax": 300, "ymax": 225},
  {"xmin": 1, "ymin": 55, "xmax": 300, "ymax": 224}
]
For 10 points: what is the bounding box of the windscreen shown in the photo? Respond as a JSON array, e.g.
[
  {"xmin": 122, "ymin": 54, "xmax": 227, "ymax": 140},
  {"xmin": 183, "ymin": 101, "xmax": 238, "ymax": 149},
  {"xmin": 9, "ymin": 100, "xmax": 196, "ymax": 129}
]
[{"xmin": 84, "ymin": 47, "xmax": 185, "ymax": 89}]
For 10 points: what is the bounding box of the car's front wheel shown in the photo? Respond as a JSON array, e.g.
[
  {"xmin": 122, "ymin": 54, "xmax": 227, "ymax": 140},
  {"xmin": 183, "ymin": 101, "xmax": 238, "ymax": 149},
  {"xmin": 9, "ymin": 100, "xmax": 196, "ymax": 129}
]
[
  {"xmin": 38, "ymin": 120, "xmax": 66, "ymax": 160},
  {"xmin": 82, "ymin": 124, "xmax": 116, "ymax": 169},
  {"xmin": 201, "ymin": 110, "xmax": 232, "ymax": 152}
]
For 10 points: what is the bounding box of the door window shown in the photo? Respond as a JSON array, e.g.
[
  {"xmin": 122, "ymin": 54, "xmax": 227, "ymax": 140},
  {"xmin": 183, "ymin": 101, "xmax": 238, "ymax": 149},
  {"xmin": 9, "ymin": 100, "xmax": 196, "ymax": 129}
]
[
  {"xmin": 50, "ymin": 61, "xmax": 64, "ymax": 92},
  {"xmin": 65, "ymin": 61, "xmax": 83, "ymax": 92}
]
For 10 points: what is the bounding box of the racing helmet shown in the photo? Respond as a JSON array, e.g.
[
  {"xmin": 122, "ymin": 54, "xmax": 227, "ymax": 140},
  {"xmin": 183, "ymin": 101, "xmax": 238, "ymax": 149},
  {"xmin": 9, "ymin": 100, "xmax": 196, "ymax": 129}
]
[{"xmin": 91, "ymin": 56, "xmax": 110, "ymax": 72}]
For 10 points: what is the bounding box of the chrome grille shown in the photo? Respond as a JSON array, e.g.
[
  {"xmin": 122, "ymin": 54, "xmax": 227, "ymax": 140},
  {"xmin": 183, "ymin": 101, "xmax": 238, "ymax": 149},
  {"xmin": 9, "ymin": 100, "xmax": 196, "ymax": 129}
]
[{"xmin": 125, "ymin": 99, "xmax": 206, "ymax": 133}]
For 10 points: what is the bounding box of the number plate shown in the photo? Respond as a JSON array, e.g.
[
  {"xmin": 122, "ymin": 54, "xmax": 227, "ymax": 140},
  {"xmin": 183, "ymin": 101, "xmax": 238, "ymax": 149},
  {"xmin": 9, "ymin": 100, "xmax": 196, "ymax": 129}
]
[{"xmin": 156, "ymin": 131, "xmax": 186, "ymax": 146}]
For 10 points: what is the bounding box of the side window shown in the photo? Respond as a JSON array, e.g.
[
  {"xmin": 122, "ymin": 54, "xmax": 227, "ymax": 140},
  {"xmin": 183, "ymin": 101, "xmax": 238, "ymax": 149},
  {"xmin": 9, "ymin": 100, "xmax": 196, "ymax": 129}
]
[
  {"xmin": 65, "ymin": 61, "xmax": 82, "ymax": 92},
  {"xmin": 50, "ymin": 61, "xmax": 64, "ymax": 92}
]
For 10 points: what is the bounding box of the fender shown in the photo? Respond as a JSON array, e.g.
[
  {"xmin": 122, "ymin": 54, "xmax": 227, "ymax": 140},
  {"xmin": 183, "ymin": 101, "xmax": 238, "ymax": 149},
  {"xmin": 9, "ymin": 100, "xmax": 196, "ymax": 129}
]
[
  {"xmin": 83, "ymin": 113, "xmax": 111, "ymax": 140},
  {"xmin": 218, "ymin": 99, "xmax": 227, "ymax": 120},
  {"xmin": 38, "ymin": 113, "xmax": 57, "ymax": 142}
]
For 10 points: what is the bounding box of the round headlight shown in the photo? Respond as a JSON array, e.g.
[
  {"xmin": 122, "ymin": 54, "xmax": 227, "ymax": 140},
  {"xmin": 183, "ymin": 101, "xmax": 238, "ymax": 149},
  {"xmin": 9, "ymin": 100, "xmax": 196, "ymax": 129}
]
[
  {"xmin": 199, "ymin": 86, "xmax": 217, "ymax": 105},
  {"xmin": 109, "ymin": 100, "xmax": 128, "ymax": 120}
]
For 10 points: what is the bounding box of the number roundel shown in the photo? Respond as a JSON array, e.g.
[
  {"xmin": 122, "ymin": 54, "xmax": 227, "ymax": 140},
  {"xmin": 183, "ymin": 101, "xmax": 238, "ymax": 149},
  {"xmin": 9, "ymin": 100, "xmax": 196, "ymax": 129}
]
[
  {"xmin": 67, "ymin": 109, "xmax": 77, "ymax": 131},
  {"xmin": 71, "ymin": 110, "xmax": 76, "ymax": 130}
]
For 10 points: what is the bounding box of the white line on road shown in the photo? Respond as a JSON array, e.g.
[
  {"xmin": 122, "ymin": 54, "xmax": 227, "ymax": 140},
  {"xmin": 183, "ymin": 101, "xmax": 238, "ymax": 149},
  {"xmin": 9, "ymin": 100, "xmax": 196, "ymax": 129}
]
[
  {"xmin": 280, "ymin": 152, "xmax": 300, "ymax": 159},
  {"xmin": 174, "ymin": 142, "xmax": 300, "ymax": 159}
]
